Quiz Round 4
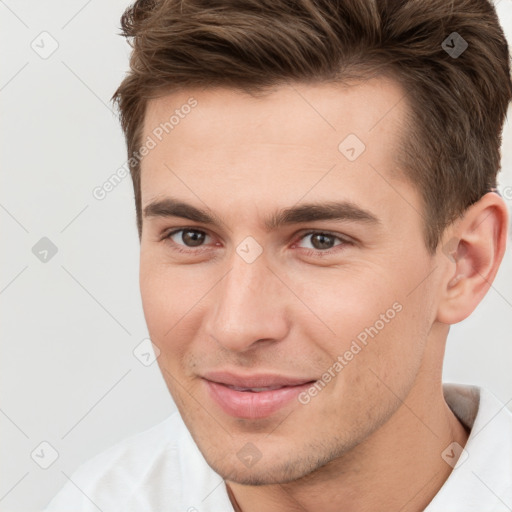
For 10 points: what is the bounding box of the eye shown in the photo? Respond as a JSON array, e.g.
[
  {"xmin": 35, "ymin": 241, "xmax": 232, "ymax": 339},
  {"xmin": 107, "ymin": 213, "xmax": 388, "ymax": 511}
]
[
  {"xmin": 162, "ymin": 227, "xmax": 352, "ymax": 257},
  {"xmin": 294, "ymin": 230, "xmax": 350, "ymax": 255},
  {"xmin": 164, "ymin": 228, "xmax": 212, "ymax": 253}
]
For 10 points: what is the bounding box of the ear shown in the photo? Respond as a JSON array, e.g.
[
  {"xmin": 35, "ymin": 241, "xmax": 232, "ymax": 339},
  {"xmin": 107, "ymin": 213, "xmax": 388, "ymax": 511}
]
[{"xmin": 436, "ymin": 192, "xmax": 509, "ymax": 324}]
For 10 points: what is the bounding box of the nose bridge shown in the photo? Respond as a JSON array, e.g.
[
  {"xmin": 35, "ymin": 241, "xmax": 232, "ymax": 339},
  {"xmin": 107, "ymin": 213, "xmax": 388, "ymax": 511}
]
[{"xmin": 206, "ymin": 248, "xmax": 289, "ymax": 351}]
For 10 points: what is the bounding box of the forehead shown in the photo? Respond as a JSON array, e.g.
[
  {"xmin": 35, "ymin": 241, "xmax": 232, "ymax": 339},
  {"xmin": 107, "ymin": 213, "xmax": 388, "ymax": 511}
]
[
  {"xmin": 139, "ymin": 78, "xmax": 415, "ymax": 229},
  {"xmin": 143, "ymin": 77, "xmax": 408, "ymax": 150}
]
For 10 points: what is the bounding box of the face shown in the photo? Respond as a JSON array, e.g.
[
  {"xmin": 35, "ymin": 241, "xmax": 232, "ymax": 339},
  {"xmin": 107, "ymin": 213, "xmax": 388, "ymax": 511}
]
[{"xmin": 139, "ymin": 79, "xmax": 440, "ymax": 485}]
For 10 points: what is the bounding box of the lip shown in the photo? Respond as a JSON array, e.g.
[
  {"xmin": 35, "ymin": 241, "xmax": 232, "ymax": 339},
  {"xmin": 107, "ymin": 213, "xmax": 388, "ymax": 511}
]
[
  {"xmin": 202, "ymin": 371, "xmax": 316, "ymax": 419},
  {"xmin": 203, "ymin": 370, "xmax": 314, "ymax": 388}
]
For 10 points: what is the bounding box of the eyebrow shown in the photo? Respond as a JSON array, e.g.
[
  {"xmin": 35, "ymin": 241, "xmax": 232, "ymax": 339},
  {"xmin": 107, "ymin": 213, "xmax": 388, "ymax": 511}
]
[{"xmin": 143, "ymin": 197, "xmax": 380, "ymax": 231}]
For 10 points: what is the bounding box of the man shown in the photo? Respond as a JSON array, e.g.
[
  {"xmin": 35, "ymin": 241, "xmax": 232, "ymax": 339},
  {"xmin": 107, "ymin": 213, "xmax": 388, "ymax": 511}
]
[{"xmin": 45, "ymin": 0, "xmax": 512, "ymax": 510}]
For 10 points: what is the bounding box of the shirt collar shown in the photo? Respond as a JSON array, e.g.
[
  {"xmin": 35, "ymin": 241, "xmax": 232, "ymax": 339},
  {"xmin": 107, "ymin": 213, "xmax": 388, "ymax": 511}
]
[{"xmin": 425, "ymin": 383, "xmax": 512, "ymax": 511}]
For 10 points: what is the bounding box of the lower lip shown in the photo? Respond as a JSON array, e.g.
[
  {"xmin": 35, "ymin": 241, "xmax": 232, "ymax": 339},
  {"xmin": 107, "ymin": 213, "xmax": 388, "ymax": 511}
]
[{"xmin": 204, "ymin": 379, "xmax": 315, "ymax": 419}]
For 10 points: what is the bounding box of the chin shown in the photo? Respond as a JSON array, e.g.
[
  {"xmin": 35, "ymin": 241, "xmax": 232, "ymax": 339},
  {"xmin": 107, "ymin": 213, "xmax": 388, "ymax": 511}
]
[
  {"xmin": 214, "ymin": 463, "xmax": 309, "ymax": 486},
  {"xmin": 203, "ymin": 448, "xmax": 335, "ymax": 486}
]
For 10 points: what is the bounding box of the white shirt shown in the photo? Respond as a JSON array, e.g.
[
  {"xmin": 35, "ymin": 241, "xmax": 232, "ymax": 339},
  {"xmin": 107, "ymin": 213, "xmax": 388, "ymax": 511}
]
[{"xmin": 44, "ymin": 383, "xmax": 512, "ymax": 512}]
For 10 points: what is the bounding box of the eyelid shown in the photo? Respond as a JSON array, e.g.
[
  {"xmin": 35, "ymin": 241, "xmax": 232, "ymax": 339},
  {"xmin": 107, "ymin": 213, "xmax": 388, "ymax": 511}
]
[
  {"xmin": 293, "ymin": 229, "xmax": 353, "ymax": 244},
  {"xmin": 161, "ymin": 226, "xmax": 210, "ymax": 240},
  {"xmin": 291, "ymin": 230, "xmax": 353, "ymax": 256}
]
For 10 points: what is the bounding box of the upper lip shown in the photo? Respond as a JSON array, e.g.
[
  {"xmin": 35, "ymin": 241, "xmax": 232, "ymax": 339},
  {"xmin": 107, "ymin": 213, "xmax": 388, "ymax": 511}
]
[{"xmin": 202, "ymin": 370, "xmax": 315, "ymax": 388}]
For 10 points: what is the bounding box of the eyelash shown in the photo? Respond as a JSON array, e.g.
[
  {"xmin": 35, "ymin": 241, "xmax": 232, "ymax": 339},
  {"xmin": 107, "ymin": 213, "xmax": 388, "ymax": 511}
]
[{"xmin": 161, "ymin": 227, "xmax": 352, "ymax": 257}]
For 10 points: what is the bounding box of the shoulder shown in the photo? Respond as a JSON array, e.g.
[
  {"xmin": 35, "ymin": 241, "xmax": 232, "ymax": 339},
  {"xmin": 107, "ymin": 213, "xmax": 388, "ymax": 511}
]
[
  {"xmin": 44, "ymin": 411, "xmax": 228, "ymax": 512},
  {"xmin": 74, "ymin": 411, "xmax": 183, "ymax": 474}
]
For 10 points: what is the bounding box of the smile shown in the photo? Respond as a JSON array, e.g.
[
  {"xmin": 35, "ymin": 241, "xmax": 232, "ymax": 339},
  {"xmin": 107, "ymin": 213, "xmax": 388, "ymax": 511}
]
[{"xmin": 201, "ymin": 371, "xmax": 316, "ymax": 419}]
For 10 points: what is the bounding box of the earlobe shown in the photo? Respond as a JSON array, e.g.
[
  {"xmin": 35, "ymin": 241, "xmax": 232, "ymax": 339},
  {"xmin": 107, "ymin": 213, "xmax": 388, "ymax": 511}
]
[{"xmin": 436, "ymin": 192, "xmax": 508, "ymax": 325}]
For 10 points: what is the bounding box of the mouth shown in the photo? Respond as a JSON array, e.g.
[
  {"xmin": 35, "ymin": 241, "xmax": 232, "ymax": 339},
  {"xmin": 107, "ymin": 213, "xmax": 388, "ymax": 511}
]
[
  {"xmin": 201, "ymin": 371, "xmax": 317, "ymax": 419},
  {"xmin": 223, "ymin": 384, "xmax": 292, "ymax": 392}
]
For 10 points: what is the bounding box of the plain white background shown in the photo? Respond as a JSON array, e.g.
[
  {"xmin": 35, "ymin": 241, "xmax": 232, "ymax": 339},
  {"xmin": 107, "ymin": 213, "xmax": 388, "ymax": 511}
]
[{"xmin": 1, "ymin": 1, "xmax": 511, "ymax": 511}]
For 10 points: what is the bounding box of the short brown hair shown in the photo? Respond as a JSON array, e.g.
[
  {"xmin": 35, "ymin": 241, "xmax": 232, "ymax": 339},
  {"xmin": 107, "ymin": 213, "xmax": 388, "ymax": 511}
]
[{"xmin": 112, "ymin": 0, "xmax": 512, "ymax": 253}]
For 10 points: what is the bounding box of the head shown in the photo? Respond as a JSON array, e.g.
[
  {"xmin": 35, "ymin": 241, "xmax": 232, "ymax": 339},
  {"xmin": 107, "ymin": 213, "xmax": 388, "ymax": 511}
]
[{"xmin": 112, "ymin": 0, "xmax": 511, "ymax": 485}]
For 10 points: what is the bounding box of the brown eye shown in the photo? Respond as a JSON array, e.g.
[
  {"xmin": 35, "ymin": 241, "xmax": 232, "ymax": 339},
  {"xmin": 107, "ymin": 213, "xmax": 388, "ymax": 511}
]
[
  {"xmin": 167, "ymin": 229, "xmax": 210, "ymax": 248},
  {"xmin": 297, "ymin": 232, "xmax": 344, "ymax": 251},
  {"xmin": 311, "ymin": 233, "xmax": 337, "ymax": 250}
]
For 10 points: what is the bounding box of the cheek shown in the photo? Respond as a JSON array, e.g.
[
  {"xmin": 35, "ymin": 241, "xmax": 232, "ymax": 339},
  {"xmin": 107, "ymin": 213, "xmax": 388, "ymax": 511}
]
[
  {"xmin": 139, "ymin": 258, "xmax": 188, "ymax": 357},
  {"xmin": 140, "ymin": 264, "xmax": 168, "ymax": 332},
  {"xmin": 307, "ymin": 272, "xmax": 400, "ymax": 349},
  {"xmin": 308, "ymin": 264, "xmax": 431, "ymax": 396},
  {"xmin": 139, "ymin": 257, "xmax": 217, "ymax": 376},
  {"xmin": 139, "ymin": 264, "xmax": 191, "ymax": 399},
  {"xmin": 306, "ymin": 304, "xmax": 429, "ymax": 441},
  {"xmin": 338, "ymin": 297, "xmax": 429, "ymax": 403},
  {"xmin": 139, "ymin": 255, "xmax": 197, "ymax": 328}
]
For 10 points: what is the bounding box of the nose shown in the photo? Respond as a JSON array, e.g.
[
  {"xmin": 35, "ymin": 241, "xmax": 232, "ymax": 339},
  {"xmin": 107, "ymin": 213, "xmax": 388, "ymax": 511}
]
[{"xmin": 204, "ymin": 250, "xmax": 290, "ymax": 353}]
